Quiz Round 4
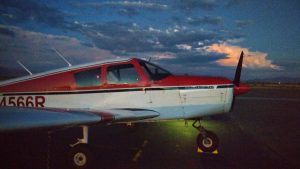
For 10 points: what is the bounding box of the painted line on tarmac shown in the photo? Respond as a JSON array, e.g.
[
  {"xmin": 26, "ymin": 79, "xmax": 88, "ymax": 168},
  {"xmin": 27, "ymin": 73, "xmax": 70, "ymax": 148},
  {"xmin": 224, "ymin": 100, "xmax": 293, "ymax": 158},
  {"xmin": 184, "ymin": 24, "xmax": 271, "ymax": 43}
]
[{"xmin": 132, "ymin": 139, "xmax": 148, "ymax": 162}]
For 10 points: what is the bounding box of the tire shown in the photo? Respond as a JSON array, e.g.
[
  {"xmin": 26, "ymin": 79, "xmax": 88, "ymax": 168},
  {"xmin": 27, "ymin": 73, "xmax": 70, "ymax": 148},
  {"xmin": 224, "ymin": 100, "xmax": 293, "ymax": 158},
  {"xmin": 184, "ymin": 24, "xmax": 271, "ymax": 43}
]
[
  {"xmin": 68, "ymin": 145, "xmax": 94, "ymax": 169},
  {"xmin": 197, "ymin": 130, "xmax": 219, "ymax": 152}
]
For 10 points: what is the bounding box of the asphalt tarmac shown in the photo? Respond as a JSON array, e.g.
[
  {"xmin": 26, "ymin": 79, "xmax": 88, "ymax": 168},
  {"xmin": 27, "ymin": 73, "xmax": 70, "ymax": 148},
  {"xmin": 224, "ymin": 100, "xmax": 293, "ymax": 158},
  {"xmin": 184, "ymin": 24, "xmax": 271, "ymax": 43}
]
[{"xmin": 1, "ymin": 88, "xmax": 300, "ymax": 169}]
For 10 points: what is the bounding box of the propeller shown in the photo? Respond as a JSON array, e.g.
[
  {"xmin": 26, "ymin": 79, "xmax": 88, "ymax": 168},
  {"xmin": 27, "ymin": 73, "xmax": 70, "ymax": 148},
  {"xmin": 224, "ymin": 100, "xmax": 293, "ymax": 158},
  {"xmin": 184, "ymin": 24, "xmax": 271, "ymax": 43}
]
[{"xmin": 230, "ymin": 51, "xmax": 244, "ymax": 112}]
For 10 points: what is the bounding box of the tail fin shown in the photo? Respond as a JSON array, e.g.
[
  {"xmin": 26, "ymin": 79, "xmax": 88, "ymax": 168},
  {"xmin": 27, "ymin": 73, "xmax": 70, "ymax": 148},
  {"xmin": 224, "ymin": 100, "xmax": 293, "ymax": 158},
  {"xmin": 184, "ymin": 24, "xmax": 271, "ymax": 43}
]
[{"xmin": 233, "ymin": 51, "xmax": 244, "ymax": 87}]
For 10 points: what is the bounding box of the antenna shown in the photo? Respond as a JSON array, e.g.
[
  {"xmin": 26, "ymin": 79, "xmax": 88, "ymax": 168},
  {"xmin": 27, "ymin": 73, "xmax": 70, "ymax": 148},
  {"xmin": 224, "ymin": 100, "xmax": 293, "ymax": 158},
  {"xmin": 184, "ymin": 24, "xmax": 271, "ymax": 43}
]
[
  {"xmin": 52, "ymin": 48, "xmax": 72, "ymax": 67},
  {"xmin": 148, "ymin": 57, "xmax": 152, "ymax": 62},
  {"xmin": 17, "ymin": 60, "xmax": 33, "ymax": 75}
]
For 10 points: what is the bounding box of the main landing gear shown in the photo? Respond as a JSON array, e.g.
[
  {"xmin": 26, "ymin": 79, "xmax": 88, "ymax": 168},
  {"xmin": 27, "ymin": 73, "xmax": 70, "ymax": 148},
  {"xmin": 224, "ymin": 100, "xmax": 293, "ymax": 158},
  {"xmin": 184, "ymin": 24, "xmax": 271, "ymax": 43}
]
[
  {"xmin": 68, "ymin": 126, "xmax": 93, "ymax": 169},
  {"xmin": 192, "ymin": 119, "xmax": 219, "ymax": 153}
]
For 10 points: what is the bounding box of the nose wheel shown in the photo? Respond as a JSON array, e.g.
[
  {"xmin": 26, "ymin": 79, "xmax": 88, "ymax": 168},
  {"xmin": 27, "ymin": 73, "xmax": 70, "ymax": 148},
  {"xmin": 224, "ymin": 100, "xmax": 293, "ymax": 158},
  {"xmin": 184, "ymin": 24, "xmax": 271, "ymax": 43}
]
[{"xmin": 193, "ymin": 120, "xmax": 219, "ymax": 153}]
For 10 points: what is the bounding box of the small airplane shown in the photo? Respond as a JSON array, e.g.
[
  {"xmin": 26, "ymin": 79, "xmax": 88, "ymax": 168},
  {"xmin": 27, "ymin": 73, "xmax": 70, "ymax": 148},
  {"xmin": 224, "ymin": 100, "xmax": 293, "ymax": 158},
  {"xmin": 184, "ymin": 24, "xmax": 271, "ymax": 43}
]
[{"xmin": 0, "ymin": 51, "xmax": 249, "ymax": 168}]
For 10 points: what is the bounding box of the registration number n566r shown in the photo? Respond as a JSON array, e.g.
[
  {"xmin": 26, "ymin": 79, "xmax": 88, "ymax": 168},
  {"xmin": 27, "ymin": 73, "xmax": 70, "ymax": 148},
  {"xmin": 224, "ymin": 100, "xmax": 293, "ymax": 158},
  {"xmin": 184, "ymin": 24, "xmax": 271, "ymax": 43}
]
[{"xmin": 0, "ymin": 96, "xmax": 45, "ymax": 108}]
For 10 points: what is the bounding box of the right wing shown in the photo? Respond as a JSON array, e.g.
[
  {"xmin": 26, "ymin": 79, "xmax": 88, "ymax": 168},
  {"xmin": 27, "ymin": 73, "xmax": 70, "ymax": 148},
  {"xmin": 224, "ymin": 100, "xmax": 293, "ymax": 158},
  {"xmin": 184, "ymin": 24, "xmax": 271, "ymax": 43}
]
[{"xmin": 0, "ymin": 107, "xmax": 159, "ymax": 131}]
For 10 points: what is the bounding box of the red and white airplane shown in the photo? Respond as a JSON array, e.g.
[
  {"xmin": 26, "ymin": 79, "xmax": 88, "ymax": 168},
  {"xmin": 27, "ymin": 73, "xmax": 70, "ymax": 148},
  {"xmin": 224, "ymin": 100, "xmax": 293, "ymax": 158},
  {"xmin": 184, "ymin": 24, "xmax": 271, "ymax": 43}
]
[{"xmin": 0, "ymin": 51, "xmax": 249, "ymax": 168}]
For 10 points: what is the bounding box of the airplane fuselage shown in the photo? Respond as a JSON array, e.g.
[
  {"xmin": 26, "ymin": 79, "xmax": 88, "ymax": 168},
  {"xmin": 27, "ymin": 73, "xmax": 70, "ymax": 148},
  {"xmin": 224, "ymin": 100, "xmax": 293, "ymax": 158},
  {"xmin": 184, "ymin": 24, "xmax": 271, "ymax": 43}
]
[
  {"xmin": 0, "ymin": 58, "xmax": 242, "ymax": 121},
  {"xmin": 0, "ymin": 85, "xmax": 233, "ymax": 120}
]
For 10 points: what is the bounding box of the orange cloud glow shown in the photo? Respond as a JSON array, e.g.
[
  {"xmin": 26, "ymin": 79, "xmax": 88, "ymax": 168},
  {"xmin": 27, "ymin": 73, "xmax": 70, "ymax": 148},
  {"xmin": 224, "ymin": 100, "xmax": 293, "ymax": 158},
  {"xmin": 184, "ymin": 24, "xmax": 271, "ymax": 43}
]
[{"xmin": 206, "ymin": 43, "xmax": 281, "ymax": 70}]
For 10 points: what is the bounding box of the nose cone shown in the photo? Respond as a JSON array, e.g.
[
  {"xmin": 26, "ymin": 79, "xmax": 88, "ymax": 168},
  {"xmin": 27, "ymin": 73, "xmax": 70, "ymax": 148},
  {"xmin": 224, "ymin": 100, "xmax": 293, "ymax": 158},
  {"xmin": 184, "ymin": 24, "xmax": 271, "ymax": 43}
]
[{"xmin": 234, "ymin": 83, "xmax": 250, "ymax": 96}]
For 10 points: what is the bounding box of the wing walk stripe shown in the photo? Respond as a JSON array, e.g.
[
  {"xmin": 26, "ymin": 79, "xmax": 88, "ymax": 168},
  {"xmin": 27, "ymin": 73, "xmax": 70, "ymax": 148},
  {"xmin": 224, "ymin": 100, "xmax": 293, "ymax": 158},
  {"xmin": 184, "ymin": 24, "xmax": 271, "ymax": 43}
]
[{"xmin": 2, "ymin": 85, "xmax": 233, "ymax": 96}]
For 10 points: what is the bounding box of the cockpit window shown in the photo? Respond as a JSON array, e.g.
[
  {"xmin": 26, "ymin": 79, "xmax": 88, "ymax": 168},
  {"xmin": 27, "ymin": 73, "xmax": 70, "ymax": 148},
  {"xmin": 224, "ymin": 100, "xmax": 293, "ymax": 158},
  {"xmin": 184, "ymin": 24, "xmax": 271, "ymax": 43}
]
[
  {"xmin": 107, "ymin": 64, "xmax": 140, "ymax": 84},
  {"xmin": 139, "ymin": 60, "xmax": 172, "ymax": 81},
  {"xmin": 74, "ymin": 68, "xmax": 101, "ymax": 87}
]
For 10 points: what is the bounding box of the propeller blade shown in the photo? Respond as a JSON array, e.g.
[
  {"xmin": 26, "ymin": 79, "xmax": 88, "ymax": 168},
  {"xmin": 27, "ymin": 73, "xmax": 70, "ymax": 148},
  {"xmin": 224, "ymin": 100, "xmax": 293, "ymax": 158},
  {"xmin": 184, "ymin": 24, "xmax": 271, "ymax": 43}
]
[
  {"xmin": 230, "ymin": 96, "xmax": 236, "ymax": 112},
  {"xmin": 233, "ymin": 51, "xmax": 244, "ymax": 87},
  {"xmin": 231, "ymin": 51, "xmax": 244, "ymax": 112}
]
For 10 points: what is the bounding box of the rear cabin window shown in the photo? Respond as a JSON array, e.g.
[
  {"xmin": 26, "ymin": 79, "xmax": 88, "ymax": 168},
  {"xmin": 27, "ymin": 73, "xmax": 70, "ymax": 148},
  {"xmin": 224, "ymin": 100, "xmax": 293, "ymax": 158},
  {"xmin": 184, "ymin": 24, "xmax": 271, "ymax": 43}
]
[
  {"xmin": 107, "ymin": 64, "xmax": 139, "ymax": 84},
  {"xmin": 74, "ymin": 68, "xmax": 101, "ymax": 87}
]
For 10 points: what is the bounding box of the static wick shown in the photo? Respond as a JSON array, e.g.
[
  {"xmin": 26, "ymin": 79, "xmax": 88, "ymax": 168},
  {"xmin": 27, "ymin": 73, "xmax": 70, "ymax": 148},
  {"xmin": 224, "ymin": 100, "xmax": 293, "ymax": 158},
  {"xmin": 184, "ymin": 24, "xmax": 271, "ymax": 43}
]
[
  {"xmin": 52, "ymin": 48, "xmax": 72, "ymax": 67},
  {"xmin": 17, "ymin": 60, "xmax": 33, "ymax": 75}
]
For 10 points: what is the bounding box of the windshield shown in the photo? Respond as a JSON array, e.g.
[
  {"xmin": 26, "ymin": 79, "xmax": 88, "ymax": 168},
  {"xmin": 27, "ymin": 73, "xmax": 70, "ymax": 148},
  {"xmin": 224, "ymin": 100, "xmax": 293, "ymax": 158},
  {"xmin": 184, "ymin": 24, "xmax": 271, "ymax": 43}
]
[{"xmin": 138, "ymin": 60, "xmax": 172, "ymax": 81}]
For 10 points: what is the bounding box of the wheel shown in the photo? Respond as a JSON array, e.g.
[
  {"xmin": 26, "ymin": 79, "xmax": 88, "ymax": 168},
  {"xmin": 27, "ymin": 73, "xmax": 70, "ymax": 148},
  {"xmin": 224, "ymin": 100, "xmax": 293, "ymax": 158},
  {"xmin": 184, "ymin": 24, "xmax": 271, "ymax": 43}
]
[
  {"xmin": 197, "ymin": 130, "xmax": 219, "ymax": 152},
  {"xmin": 68, "ymin": 145, "xmax": 94, "ymax": 169}
]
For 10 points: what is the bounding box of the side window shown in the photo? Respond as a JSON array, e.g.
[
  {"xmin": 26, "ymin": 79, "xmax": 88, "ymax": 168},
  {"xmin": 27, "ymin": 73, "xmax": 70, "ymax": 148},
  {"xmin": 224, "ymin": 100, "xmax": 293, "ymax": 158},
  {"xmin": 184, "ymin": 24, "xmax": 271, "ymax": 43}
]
[
  {"xmin": 74, "ymin": 68, "xmax": 101, "ymax": 87},
  {"xmin": 107, "ymin": 64, "xmax": 139, "ymax": 84}
]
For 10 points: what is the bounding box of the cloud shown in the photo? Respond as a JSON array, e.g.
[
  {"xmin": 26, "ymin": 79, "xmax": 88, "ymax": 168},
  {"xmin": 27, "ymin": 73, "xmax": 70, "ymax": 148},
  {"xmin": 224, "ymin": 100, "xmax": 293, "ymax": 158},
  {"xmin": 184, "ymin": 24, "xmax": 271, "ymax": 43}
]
[
  {"xmin": 78, "ymin": 22, "xmax": 220, "ymax": 55},
  {"xmin": 72, "ymin": 1, "xmax": 168, "ymax": 11},
  {"xmin": 0, "ymin": 25, "xmax": 116, "ymax": 76},
  {"xmin": 206, "ymin": 43, "xmax": 282, "ymax": 70},
  {"xmin": 129, "ymin": 52, "xmax": 177, "ymax": 61},
  {"xmin": 235, "ymin": 20, "xmax": 254, "ymax": 28},
  {"xmin": 118, "ymin": 8, "xmax": 139, "ymax": 17},
  {"xmin": 177, "ymin": 0, "xmax": 217, "ymax": 10},
  {"xmin": 187, "ymin": 16, "xmax": 223, "ymax": 26},
  {"xmin": 0, "ymin": 26, "xmax": 15, "ymax": 37},
  {"xmin": 226, "ymin": 0, "xmax": 245, "ymax": 7},
  {"xmin": 0, "ymin": 0, "xmax": 69, "ymax": 28},
  {"xmin": 176, "ymin": 44, "xmax": 192, "ymax": 50}
]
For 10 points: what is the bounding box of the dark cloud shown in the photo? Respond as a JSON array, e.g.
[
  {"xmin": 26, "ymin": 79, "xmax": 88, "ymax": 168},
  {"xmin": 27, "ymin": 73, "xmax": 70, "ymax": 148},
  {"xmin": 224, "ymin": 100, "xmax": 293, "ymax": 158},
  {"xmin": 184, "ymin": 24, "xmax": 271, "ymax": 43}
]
[
  {"xmin": 72, "ymin": 1, "xmax": 168, "ymax": 11},
  {"xmin": 226, "ymin": 0, "xmax": 245, "ymax": 7},
  {"xmin": 235, "ymin": 20, "xmax": 254, "ymax": 28},
  {"xmin": 73, "ymin": 21, "xmax": 242, "ymax": 73},
  {"xmin": 118, "ymin": 8, "xmax": 139, "ymax": 17},
  {"xmin": 0, "ymin": 25, "xmax": 116, "ymax": 76},
  {"xmin": 80, "ymin": 41, "xmax": 94, "ymax": 48},
  {"xmin": 0, "ymin": 26, "xmax": 15, "ymax": 37},
  {"xmin": 171, "ymin": 16, "xmax": 182, "ymax": 25},
  {"xmin": 153, "ymin": 51, "xmax": 231, "ymax": 77},
  {"xmin": 78, "ymin": 22, "xmax": 221, "ymax": 55},
  {"xmin": 160, "ymin": 51, "xmax": 225, "ymax": 66},
  {"xmin": 0, "ymin": 0, "xmax": 69, "ymax": 28},
  {"xmin": 187, "ymin": 16, "xmax": 223, "ymax": 26},
  {"xmin": 177, "ymin": 0, "xmax": 217, "ymax": 10}
]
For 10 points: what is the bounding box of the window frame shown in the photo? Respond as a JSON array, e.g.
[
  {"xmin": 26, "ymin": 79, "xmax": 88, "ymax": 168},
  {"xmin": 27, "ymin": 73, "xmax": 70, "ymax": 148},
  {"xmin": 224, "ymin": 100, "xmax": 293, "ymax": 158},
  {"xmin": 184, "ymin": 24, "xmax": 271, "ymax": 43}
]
[
  {"xmin": 74, "ymin": 67, "xmax": 102, "ymax": 88},
  {"xmin": 106, "ymin": 63, "xmax": 141, "ymax": 85}
]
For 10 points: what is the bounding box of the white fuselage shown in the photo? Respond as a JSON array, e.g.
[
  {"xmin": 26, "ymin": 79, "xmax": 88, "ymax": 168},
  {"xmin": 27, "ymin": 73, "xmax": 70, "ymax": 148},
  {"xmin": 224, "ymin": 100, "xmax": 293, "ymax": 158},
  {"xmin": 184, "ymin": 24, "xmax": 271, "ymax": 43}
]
[{"xmin": 0, "ymin": 84, "xmax": 233, "ymax": 121}]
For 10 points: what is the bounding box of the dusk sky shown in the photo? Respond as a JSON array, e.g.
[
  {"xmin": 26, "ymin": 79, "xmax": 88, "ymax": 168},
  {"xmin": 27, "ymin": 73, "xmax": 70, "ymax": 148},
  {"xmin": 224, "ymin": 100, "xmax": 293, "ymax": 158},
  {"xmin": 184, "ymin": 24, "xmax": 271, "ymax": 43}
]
[{"xmin": 0, "ymin": 0, "xmax": 299, "ymax": 81}]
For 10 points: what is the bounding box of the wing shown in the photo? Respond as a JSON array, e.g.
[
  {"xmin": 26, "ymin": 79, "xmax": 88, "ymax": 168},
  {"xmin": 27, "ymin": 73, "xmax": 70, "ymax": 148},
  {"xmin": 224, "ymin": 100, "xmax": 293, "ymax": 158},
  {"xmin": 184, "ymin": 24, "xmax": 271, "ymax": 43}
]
[{"xmin": 0, "ymin": 107, "xmax": 159, "ymax": 131}]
